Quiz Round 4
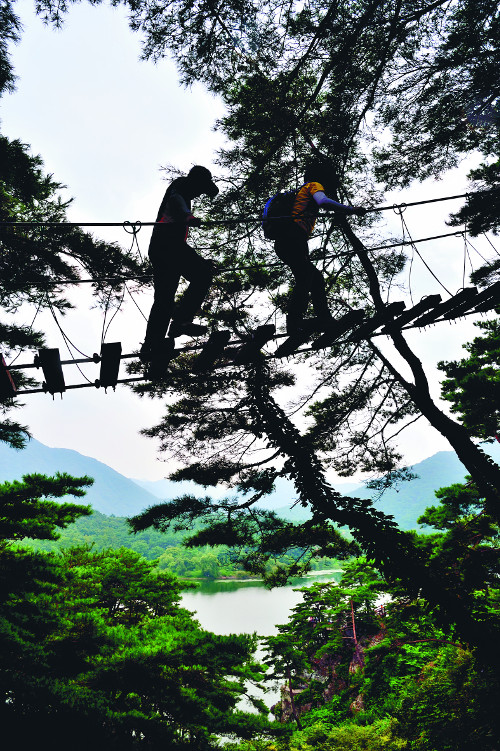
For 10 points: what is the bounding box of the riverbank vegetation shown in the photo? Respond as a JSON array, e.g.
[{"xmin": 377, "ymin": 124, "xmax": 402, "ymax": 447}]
[{"xmin": 2, "ymin": 470, "xmax": 498, "ymax": 749}]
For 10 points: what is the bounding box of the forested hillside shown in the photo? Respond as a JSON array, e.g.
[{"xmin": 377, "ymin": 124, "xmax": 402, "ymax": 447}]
[{"xmin": 19, "ymin": 508, "xmax": 341, "ymax": 578}]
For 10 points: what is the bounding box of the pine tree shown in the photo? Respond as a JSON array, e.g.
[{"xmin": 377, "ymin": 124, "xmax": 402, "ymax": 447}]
[
  {"xmin": 0, "ymin": 4, "xmax": 147, "ymax": 447},
  {"xmin": 439, "ymin": 315, "xmax": 500, "ymax": 440},
  {"xmin": 0, "ymin": 474, "xmax": 276, "ymax": 749}
]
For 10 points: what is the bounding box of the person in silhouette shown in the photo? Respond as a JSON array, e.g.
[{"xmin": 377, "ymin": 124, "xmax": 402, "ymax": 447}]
[
  {"xmin": 274, "ymin": 161, "xmax": 366, "ymax": 334},
  {"xmin": 141, "ymin": 165, "xmax": 219, "ymax": 365}
]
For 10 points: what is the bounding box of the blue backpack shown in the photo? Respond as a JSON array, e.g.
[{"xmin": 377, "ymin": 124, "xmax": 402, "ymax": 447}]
[{"xmin": 261, "ymin": 188, "xmax": 300, "ymax": 240}]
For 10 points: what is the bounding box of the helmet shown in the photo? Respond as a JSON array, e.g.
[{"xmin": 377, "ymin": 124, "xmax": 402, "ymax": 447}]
[{"xmin": 304, "ymin": 160, "xmax": 336, "ymax": 192}]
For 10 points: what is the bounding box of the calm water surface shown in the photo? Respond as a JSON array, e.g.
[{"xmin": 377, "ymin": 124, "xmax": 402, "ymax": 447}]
[
  {"xmin": 181, "ymin": 570, "xmax": 341, "ymax": 711},
  {"xmin": 181, "ymin": 570, "xmax": 342, "ymax": 635}
]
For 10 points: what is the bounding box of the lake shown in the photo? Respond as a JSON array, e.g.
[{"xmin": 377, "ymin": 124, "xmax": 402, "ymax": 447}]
[
  {"xmin": 181, "ymin": 570, "xmax": 342, "ymax": 711},
  {"xmin": 181, "ymin": 570, "xmax": 342, "ymax": 636}
]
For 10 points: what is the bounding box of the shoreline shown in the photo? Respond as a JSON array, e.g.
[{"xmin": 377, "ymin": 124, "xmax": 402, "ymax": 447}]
[{"xmin": 179, "ymin": 568, "xmax": 343, "ymax": 583}]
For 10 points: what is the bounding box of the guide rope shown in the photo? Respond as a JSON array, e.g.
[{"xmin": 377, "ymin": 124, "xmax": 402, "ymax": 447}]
[
  {"xmin": 0, "ymin": 228, "xmax": 485, "ymax": 291},
  {"xmin": 0, "ymin": 188, "xmax": 497, "ymax": 230}
]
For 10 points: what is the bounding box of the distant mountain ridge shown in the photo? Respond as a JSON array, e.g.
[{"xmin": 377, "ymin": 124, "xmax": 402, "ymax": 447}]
[
  {"xmin": 1, "ymin": 437, "xmax": 498, "ymax": 528},
  {"xmin": 275, "ymin": 446, "xmax": 500, "ymax": 529},
  {"xmin": 133, "ymin": 477, "xmax": 363, "ymax": 508},
  {"xmin": 0, "ymin": 439, "xmax": 158, "ymax": 516}
]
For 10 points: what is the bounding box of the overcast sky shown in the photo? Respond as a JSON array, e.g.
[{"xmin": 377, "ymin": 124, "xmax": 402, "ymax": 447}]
[{"xmin": 2, "ymin": 0, "xmax": 497, "ymax": 481}]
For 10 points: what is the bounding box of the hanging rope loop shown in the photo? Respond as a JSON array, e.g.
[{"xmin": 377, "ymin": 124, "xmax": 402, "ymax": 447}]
[
  {"xmin": 123, "ymin": 221, "xmax": 144, "ymax": 263},
  {"xmin": 393, "ymin": 203, "xmax": 407, "ymax": 216},
  {"xmin": 123, "ymin": 220, "xmax": 143, "ymax": 236}
]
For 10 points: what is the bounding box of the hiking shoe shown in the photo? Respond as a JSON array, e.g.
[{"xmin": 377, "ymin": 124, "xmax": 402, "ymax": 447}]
[
  {"xmin": 145, "ymin": 338, "xmax": 175, "ymax": 379},
  {"xmin": 168, "ymin": 321, "xmax": 208, "ymax": 337}
]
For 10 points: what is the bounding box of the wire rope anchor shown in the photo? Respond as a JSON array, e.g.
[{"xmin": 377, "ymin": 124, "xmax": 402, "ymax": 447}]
[{"xmin": 123, "ymin": 220, "xmax": 144, "ymax": 263}]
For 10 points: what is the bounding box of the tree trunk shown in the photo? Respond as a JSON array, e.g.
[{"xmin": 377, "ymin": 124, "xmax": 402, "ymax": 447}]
[
  {"xmin": 340, "ymin": 217, "xmax": 500, "ymax": 519},
  {"xmin": 246, "ymin": 359, "xmax": 500, "ymax": 661},
  {"xmin": 286, "ymin": 666, "xmax": 303, "ymax": 729}
]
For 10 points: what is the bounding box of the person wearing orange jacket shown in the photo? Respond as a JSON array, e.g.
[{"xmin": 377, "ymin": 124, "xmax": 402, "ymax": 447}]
[{"xmin": 274, "ymin": 161, "xmax": 366, "ymax": 334}]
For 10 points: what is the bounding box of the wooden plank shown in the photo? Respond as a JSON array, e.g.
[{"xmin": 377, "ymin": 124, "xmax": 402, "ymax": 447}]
[
  {"xmin": 348, "ymin": 301, "xmax": 406, "ymax": 342},
  {"xmin": 312, "ymin": 310, "xmax": 365, "ymax": 351},
  {"xmin": 0, "ymin": 354, "xmax": 17, "ymax": 398},
  {"xmin": 275, "ymin": 318, "xmax": 326, "ymax": 358},
  {"xmin": 232, "ymin": 324, "xmax": 276, "ymax": 364},
  {"xmin": 36, "ymin": 348, "xmax": 66, "ymax": 395},
  {"xmin": 383, "ymin": 294, "xmax": 441, "ymax": 331},
  {"xmin": 413, "ymin": 287, "xmax": 477, "ymax": 327},
  {"xmin": 192, "ymin": 330, "xmax": 231, "ymax": 372}
]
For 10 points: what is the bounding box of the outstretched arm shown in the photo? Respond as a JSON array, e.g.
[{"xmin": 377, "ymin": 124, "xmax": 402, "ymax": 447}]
[{"xmin": 313, "ymin": 191, "xmax": 366, "ymax": 215}]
